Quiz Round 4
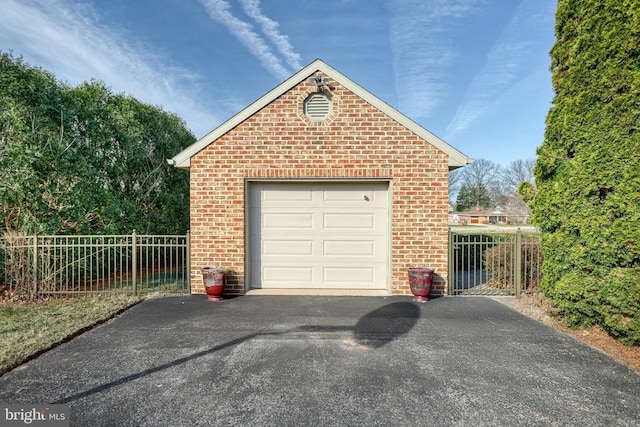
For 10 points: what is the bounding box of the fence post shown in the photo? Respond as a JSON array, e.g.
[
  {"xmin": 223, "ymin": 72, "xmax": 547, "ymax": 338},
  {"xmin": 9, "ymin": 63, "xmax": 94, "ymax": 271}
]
[
  {"xmin": 514, "ymin": 228, "xmax": 522, "ymax": 296},
  {"xmin": 447, "ymin": 228, "xmax": 453, "ymax": 296},
  {"xmin": 132, "ymin": 230, "xmax": 137, "ymax": 296},
  {"xmin": 32, "ymin": 234, "xmax": 38, "ymax": 299},
  {"xmin": 186, "ymin": 230, "xmax": 191, "ymax": 293}
]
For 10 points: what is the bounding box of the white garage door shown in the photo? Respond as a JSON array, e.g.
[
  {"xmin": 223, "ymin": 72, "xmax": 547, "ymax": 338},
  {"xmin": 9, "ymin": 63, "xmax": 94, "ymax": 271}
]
[{"xmin": 249, "ymin": 182, "xmax": 389, "ymax": 289}]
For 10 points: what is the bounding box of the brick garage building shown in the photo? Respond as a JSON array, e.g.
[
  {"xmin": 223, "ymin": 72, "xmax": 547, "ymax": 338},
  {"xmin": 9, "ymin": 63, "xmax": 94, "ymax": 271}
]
[{"xmin": 168, "ymin": 60, "xmax": 472, "ymax": 296}]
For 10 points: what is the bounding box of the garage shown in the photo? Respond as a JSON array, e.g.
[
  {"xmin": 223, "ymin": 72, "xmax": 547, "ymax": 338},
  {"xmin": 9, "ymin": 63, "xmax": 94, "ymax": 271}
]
[
  {"xmin": 169, "ymin": 59, "xmax": 471, "ymax": 295},
  {"xmin": 249, "ymin": 181, "xmax": 389, "ymax": 290}
]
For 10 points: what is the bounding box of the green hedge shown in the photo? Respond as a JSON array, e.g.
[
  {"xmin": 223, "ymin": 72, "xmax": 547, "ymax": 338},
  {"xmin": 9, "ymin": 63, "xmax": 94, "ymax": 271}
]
[
  {"xmin": 530, "ymin": 0, "xmax": 640, "ymax": 345},
  {"xmin": 0, "ymin": 52, "xmax": 194, "ymax": 235},
  {"xmin": 552, "ymin": 269, "xmax": 640, "ymax": 346}
]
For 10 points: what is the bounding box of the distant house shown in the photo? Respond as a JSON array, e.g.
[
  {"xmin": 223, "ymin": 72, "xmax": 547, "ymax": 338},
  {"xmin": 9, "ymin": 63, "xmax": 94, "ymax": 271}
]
[
  {"xmin": 450, "ymin": 207, "xmax": 528, "ymax": 225},
  {"xmin": 168, "ymin": 59, "xmax": 472, "ymax": 296}
]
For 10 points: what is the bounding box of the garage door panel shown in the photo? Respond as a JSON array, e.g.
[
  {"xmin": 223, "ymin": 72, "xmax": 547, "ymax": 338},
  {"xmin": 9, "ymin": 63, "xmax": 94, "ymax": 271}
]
[
  {"xmin": 323, "ymin": 213, "xmax": 376, "ymax": 230},
  {"xmin": 324, "ymin": 267, "xmax": 375, "ymax": 284},
  {"xmin": 323, "ymin": 240, "xmax": 375, "ymax": 257},
  {"xmin": 263, "ymin": 266, "xmax": 313, "ymax": 284},
  {"xmin": 261, "ymin": 186, "xmax": 314, "ymax": 203},
  {"xmin": 322, "ymin": 184, "xmax": 385, "ymax": 203},
  {"xmin": 263, "ymin": 213, "xmax": 314, "ymax": 230},
  {"xmin": 322, "ymin": 186, "xmax": 371, "ymax": 202},
  {"xmin": 263, "ymin": 239, "xmax": 314, "ymax": 256}
]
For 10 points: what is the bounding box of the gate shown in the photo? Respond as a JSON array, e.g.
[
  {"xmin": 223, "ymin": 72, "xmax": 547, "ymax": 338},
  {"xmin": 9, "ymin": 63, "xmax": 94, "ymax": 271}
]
[{"xmin": 448, "ymin": 228, "xmax": 542, "ymax": 296}]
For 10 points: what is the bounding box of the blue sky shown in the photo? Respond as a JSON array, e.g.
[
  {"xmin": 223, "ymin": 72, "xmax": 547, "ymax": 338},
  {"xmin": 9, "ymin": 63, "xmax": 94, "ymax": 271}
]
[{"xmin": 0, "ymin": 0, "xmax": 557, "ymax": 166}]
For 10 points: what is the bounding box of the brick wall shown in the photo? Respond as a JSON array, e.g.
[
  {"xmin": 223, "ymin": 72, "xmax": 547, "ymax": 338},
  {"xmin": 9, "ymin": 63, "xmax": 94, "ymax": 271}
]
[{"xmin": 189, "ymin": 72, "xmax": 450, "ymax": 295}]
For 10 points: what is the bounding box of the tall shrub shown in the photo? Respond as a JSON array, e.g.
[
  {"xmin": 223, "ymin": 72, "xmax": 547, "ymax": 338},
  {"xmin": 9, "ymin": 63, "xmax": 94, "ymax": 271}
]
[
  {"xmin": 0, "ymin": 52, "xmax": 194, "ymax": 235},
  {"xmin": 529, "ymin": 0, "xmax": 640, "ymax": 344},
  {"xmin": 483, "ymin": 236, "xmax": 542, "ymax": 291}
]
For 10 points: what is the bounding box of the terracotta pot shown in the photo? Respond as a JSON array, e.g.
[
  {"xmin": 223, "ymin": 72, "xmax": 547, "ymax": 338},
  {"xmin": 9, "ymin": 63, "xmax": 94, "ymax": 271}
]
[
  {"xmin": 202, "ymin": 266, "xmax": 225, "ymax": 301},
  {"xmin": 408, "ymin": 268, "xmax": 434, "ymax": 303}
]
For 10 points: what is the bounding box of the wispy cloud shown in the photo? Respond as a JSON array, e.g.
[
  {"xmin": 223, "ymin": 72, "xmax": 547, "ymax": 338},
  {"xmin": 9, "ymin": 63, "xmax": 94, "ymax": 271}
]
[
  {"xmin": 198, "ymin": 0, "xmax": 298, "ymax": 80},
  {"xmin": 239, "ymin": 0, "xmax": 302, "ymax": 71},
  {"xmin": 386, "ymin": 0, "xmax": 480, "ymax": 118},
  {"xmin": 0, "ymin": 0, "xmax": 220, "ymax": 138},
  {"xmin": 444, "ymin": 0, "xmax": 555, "ymax": 138}
]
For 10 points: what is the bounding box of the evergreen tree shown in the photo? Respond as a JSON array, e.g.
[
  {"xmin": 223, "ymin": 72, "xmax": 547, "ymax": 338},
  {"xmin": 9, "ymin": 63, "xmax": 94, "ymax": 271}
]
[
  {"xmin": 455, "ymin": 184, "xmax": 491, "ymax": 212},
  {"xmin": 529, "ymin": 0, "xmax": 640, "ymax": 344}
]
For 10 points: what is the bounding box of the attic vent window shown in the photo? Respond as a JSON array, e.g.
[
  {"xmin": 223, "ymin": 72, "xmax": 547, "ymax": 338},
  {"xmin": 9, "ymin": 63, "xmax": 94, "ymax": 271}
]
[{"xmin": 304, "ymin": 93, "xmax": 332, "ymax": 122}]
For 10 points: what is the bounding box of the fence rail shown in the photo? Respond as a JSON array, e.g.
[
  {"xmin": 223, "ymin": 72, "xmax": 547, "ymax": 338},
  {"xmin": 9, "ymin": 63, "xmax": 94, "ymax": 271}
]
[
  {"xmin": 0, "ymin": 232, "xmax": 190, "ymax": 296},
  {"xmin": 448, "ymin": 228, "xmax": 542, "ymax": 296}
]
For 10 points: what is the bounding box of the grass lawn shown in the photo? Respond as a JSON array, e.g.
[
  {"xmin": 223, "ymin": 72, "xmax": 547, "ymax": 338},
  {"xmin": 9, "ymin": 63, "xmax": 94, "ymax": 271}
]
[{"xmin": 0, "ymin": 294, "xmax": 142, "ymax": 375}]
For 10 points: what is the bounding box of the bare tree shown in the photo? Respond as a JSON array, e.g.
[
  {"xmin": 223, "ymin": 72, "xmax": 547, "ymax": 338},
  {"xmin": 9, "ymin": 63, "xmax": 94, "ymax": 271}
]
[
  {"xmin": 455, "ymin": 159, "xmax": 503, "ymax": 208},
  {"xmin": 463, "ymin": 159, "xmax": 501, "ymax": 187},
  {"xmin": 501, "ymin": 158, "xmax": 535, "ymax": 194},
  {"xmin": 499, "ymin": 159, "xmax": 535, "ymax": 223},
  {"xmin": 449, "ymin": 158, "xmax": 536, "ymax": 219},
  {"xmin": 448, "ymin": 168, "xmax": 464, "ymax": 203}
]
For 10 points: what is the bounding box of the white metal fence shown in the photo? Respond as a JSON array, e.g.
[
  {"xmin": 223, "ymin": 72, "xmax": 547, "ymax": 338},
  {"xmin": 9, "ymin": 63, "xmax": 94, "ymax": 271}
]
[{"xmin": 0, "ymin": 232, "xmax": 190, "ymax": 296}]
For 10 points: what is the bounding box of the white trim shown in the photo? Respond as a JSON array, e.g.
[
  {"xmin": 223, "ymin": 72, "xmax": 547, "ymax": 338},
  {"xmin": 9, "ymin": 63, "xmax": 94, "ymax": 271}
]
[
  {"xmin": 167, "ymin": 59, "xmax": 473, "ymax": 169},
  {"xmin": 245, "ymin": 179, "xmax": 392, "ymax": 292}
]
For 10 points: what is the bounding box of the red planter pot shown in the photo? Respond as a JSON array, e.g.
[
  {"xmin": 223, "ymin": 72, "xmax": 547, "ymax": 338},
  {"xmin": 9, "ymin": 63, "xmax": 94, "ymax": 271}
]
[
  {"xmin": 408, "ymin": 268, "xmax": 434, "ymax": 303},
  {"xmin": 202, "ymin": 266, "xmax": 225, "ymax": 301}
]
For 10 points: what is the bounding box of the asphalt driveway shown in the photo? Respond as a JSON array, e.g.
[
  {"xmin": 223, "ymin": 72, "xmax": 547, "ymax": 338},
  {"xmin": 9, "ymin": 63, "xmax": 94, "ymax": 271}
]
[{"xmin": 1, "ymin": 296, "xmax": 639, "ymax": 426}]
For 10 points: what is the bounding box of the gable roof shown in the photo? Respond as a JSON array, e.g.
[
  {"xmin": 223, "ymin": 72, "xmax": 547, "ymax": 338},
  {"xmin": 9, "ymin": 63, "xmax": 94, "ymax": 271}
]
[{"xmin": 168, "ymin": 59, "xmax": 473, "ymax": 170}]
